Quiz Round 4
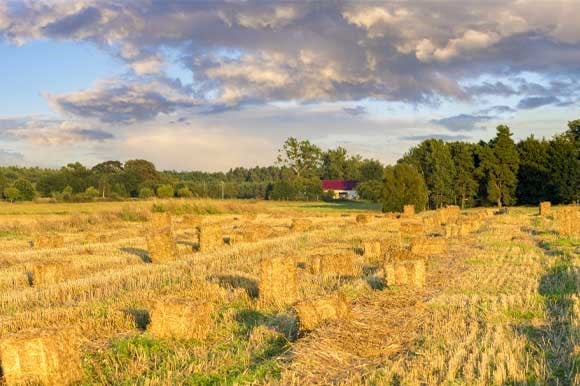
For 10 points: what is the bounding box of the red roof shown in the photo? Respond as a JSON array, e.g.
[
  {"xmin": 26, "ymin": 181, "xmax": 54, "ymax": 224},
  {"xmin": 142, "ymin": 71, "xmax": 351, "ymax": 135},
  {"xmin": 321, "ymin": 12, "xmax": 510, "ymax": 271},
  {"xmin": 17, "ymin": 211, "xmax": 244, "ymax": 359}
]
[{"xmin": 322, "ymin": 179, "xmax": 358, "ymax": 191}]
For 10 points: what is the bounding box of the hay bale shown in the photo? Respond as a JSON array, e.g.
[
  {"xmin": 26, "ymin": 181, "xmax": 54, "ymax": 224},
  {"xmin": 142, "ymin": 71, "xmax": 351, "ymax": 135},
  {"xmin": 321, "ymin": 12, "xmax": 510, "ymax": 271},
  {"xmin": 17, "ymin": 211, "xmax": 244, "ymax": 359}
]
[
  {"xmin": 410, "ymin": 237, "xmax": 448, "ymax": 256},
  {"xmin": 290, "ymin": 218, "xmax": 313, "ymax": 232},
  {"xmin": 0, "ymin": 329, "xmax": 82, "ymax": 385},
  {"xmin": 148, "ymin": 297, "xmax": 214, "ymax": 341},
  {"xmin": 31, "ymin": 262, "xmax": 70, "ymax": 286},
  {"xmin": 363, "ymin": 241, "xmax": 382, "ymax": 262},
  {"xmin": 294, "ymin": 294, "xmax": 350, "ymax": 331},
  {"xmin": 402, "ymin": 204, "xmax": 415, "ymax": 218},
  {"xmin": 383, "ymin": 219, "xmax": 400, "ymax": 232},
  {"xmin": 32, "ymin": 234, "xmax": 64, "ymax": 249},
  {"xmin": 355, "ymin": 214, "xmax": 370, "ymax": 224},
  {"xmin": 539, "ymin": 201, "xmax": 551, "ymax": 216},
  {"xmin": 197, "ymin": 224, "xmax": 223, "ymax": 252},
  {"xmin": 308, "ymin": 254, "xmax": 359, "ymax": 278},
  {"xmin": 384, "ymin": 259, "xmax": 425, "ymax": 287},
  {"xmin": 231, "ymin": 224, "xmax": 273, "ymax": 244},
  {"xmin": 259, "ymin": 256, "xmax": 298, "ymax": 306},
  {"xmin": 444, "ymin": 223, "xmax": 459, "ymax": 238},
  {"xmin": 146, "ymin": 214, "xmax": 179, "ymax": 263},
  {"xmin": 181, "ymin": 214, "xmax": 202, "ymax": 227},
  {"xmin": 400, "ymin": 220, "xmax": 424, "ymax": 236},
  {"xmin": 555, "ymin": 206, "xmax": 580, "ymax": 237}
]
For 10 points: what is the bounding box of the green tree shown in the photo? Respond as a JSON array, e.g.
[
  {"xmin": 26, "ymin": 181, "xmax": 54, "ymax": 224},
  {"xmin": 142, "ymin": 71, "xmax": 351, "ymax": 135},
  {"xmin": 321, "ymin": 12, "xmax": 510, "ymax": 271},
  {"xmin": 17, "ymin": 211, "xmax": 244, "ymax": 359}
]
[
  {"xmin": 401, "ymin": 139, "xmax": 455, "ymax": 209},
  {"xmin": 139, "ymin": 187, "xmax": 154, "ymax": 198},
  {"xmin": 479, "ymin": 125, "xmax": 519, "ymax": 207},
  {"xmin": 516, "ymin": 136, "xmax": 549, "ymax": 204},
  {"xmin": 124, "ymin": 160, "xmax": 161, "ymax": 196},
  {"xmin": 359, "ymin": 159, "xmax": 384, "ymax": 182},
  {"xmin": 156, "ymin": 184, "xmax": 174, "ymax": 198},
  {"xmin": 450, "ymin": 142, "xmax": 478, "ymax": 209},
  {"xmin": 277, "ymin": 137, "xmax": 321, "ymax": 178},
  {"xmin": 84, "ymin": 186, "xmax": 100, "ymax": 199},
  {"xmin": 4, "ymin": 186, "xmax": 20, "ymax": 202},
  {"xmin": 92, "ymin": 160, "xmax": 123, "ymax": 198},
  {"xmin": 382, "ymin": 164, "xmax": 428, "ymax": 212},
  {"xmin": 13, "ymin": 178, "xmax": 35, "ymax": 201},
  {"xmin": 547, "ymin": 130, "xmax": 579, "ymax": 203},
  {"xmin": 177, "ymin": 187, "xmax": 193, "ymax": 198}
]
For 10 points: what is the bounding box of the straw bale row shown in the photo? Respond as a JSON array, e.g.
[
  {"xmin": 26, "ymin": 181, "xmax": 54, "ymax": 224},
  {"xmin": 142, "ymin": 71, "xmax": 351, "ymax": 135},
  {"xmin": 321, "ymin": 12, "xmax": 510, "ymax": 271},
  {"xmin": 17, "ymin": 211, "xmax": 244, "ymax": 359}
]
[
  {"xmin": 197, "ymin": 224, "xmax": 224, "ymax": 252},
  {"xmin": 148, "ymin": 297, "xmax": 215, "ymax": 341},
  {"xmin": 400, "ymin": 220, "xmax": 424, "ymax": 236},
  {"xmin": 259, "ymin": 256, "xmax": 298, "ymax": 306},
  {"xmin": 554, "ymin": 206, "xmax": 579, "ymax": 237}
]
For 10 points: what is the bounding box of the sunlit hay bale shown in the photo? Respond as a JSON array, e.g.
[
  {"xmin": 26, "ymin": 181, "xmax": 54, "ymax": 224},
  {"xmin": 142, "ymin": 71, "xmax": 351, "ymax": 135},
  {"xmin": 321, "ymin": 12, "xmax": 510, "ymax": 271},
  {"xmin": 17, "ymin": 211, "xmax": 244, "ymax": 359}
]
[
  {"xmin": 31, "ymin": 262, "xmax": 70, "ymax": 286},
  {"xmin": 384, "ymin": 259, "xmax": 426, "ymax": 288},
  {"xmin": 400, "ymin": 219, "xmax": 424, "ymax": 236},
  {"xmin": 231, "ymin": 224, "xmax": 273, "ymax": 243},
  {"xmin": 383, "ymin": 245, "xmax": 415, "ymax": 262},
  {"xmin": 555, "ymin": 206, "xmax": 580, "ymax": 237},
  {"xmin": 363, "ymin": 241, "xmax": 382, "ymax": 263},
  {"xmin": 410, "ymin": 236, "xmax": 448, "ymax": 257},
  {"xmin": 402, "ymin": 204, "xmax": 415, "ymax": 218},
  {"xmin": 181, "ymin": 214, "xmax": 202, "ymax": 227},
  {"xmin": 421, "ymin": 216, "xmax": 439, "ymax": 234},
  {"xmin": 0, "ymin": 329, "xmax": 82, "ymax": 385},
  {"xmin": 146, "ymin": 220, "xmax": 179, "ymax": 263},
  {"xmin": 379, "ymin": 235, "xmax": 403, "ymax": 258},
  {"xmin": 538, "ymin": 201, "xmax": 551, "ymax": 216},
  {"xmin": 197, "ymin": 224, "xmax": 223, "ymax": 252},
  {"xmin": 0, "ymin": 272, "xmax": 31, "ymax": 290},
  {"xmin": 444, "ymin": 223, "xmax": 459, "ymax": 238},
  {"xmin": 150, "ymin": 212, "xmax": 172, "ymax": 228},
  {"xmin": 32, "ymin": 234, "xmax": 64, "ymax": 249},
  {"xmin": 290, "ymin": 218, "xmax": 313, "ymax": 232},
  {"xmin": 355, "ymin": 214, "xmax": 370, "ymax": 224},
  {"xmin": 294, "ymin": 294, "xmax": 351, "ymax": 332},
  {"xmin": 259, "ymin": 256, "xmax": 298, "ymax": 306},
  {"xmin": 308, "ymin": 254, "xmax": 359, "ymax": 278},
  {"xmin": 148, "ymin": 297, "xmax": 215, "ymax": 341},
  {"xmin": 383, "ymin": 219, "xmax": 400, "ymax": 232},
  {"xmin": 445, "ymin": 205, "xmax": 461, "ymax": 220}
]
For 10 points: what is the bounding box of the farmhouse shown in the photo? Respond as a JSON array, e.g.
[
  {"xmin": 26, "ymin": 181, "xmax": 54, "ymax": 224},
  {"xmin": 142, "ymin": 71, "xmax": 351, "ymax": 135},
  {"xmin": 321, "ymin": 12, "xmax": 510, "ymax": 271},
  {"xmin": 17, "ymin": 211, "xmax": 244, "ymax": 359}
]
[{"xmin": 322, "ymin": 179, "xmax": 359, "ymax": 200}]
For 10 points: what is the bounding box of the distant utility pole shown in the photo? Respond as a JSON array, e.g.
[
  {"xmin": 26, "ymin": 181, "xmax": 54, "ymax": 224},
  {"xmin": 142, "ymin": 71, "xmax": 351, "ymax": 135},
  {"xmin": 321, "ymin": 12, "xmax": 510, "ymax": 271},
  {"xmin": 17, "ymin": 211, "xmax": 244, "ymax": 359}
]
[{"xmin": 221, "ymin": 181, "xmax": 225, "ymax": 200}]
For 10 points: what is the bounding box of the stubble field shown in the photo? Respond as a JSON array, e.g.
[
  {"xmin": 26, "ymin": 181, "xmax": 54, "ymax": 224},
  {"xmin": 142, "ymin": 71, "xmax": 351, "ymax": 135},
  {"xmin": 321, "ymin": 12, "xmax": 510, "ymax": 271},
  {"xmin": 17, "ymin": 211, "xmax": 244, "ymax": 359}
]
[{"xmin": 0, "ymin": 199, "xmax": 577, "ymax": 385}]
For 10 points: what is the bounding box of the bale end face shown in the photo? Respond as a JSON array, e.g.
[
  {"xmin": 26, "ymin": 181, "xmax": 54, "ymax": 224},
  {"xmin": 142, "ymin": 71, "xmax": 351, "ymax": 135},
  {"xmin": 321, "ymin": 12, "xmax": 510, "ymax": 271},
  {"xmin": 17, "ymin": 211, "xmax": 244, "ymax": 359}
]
[
  {"xmin": 148, "ymin": 298, "xmax": 215, "ymax": 341},
  {"xmin": 259, "ymin": 256, "xmax": 299, "ymax": 307},
  {"xmin": 294, "ymin": 294, "xmax": 350, "ymax": 331},
  {"xmin": 539, "ymin": 201, "xmax": 551, "ymax": 216},
  {"xmin": 402, "ymin": 205, "xmax": 415, "ymax": 218},
  {"xmin": 355, "ymin": 214, "xmax": 370, "ymax": 224},
  {"xmin": 0, "ymin": 330, "xmax": 82, "ymax": 386},
  {"xmin": 384, "ymin": 259, "xmax": 426, "ymax": 288},
  {"xmin": 197, "ymin": 224, "xmax": 224, "ymax": 252}
]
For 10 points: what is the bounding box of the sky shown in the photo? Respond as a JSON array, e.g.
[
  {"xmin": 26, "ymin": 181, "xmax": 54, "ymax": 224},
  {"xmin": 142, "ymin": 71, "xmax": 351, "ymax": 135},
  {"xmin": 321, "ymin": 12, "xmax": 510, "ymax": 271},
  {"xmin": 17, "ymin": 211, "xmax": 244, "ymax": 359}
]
[{"xmin": 0, "ymin": 1, "xmax": 579, "ymax": 171}]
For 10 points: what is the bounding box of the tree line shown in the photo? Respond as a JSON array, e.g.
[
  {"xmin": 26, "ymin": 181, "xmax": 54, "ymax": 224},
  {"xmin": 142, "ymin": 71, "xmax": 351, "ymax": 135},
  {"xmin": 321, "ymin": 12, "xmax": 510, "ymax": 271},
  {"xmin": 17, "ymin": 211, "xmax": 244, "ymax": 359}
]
[{"xmin": 0, "ymin": 120, "xmax": 577, "ymax": 210}]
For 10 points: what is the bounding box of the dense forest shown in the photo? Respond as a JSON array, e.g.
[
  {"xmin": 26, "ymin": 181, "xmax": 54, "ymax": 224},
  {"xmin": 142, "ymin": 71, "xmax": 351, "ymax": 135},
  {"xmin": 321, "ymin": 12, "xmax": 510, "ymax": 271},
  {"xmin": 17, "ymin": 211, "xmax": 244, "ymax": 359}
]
[{"xmin": 0, "ymin": 120, "xmax": 577, "ymax": 210}]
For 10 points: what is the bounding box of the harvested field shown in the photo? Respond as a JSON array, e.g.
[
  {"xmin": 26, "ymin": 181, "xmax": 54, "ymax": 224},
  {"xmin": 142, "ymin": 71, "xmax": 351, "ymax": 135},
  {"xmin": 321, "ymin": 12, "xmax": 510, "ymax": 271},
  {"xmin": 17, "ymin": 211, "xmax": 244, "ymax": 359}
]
[{"xmin": 0, "ymin": 200, "xmax": 576, "ymax": 385}]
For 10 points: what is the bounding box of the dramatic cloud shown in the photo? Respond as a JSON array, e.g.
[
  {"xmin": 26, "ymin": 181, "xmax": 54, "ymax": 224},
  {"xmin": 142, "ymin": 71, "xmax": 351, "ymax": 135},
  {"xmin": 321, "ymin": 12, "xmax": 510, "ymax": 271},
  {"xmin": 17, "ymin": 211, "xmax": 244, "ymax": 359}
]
[
  {"xmin": 343, "ymin": 106, "xmax": 367, "ymax": 116},
  {"xmin": 0, "ymin": 117, "xmax": 114, "ymax": 145},
  {"xmin": 431, "ymin": 114, "xmax": 492, "ymax": 132},
  {"xmin": 517, "ymin": 96, "xmax": 560, "ymax": 109},
  {"xmin": 45, "ymin": 79, "xmax": 196, "ymax": 123}
]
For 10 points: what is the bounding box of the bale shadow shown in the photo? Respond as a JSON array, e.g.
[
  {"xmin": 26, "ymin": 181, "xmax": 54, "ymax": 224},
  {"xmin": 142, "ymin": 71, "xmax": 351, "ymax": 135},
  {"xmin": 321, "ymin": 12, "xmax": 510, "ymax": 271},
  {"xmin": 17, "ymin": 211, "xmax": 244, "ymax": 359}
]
[
  {"xmin": 120, "ymin": 247, "xmax": 151, "ymax": 263},
  {"xmin": 122, "ymin": 308, "xmax": 151, "ymax": 330},
  {"xmin": 208, "ymin": 274, "xmax": 259, "ymax": 298}
]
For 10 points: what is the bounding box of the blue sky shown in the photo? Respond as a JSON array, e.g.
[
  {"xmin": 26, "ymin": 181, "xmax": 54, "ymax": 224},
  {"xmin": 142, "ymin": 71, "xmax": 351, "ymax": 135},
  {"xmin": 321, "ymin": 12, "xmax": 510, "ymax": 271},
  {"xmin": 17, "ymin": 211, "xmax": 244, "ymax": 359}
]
[{"xmin": 0, "ymin": 1, "xmax": 579, "ymax": 170}]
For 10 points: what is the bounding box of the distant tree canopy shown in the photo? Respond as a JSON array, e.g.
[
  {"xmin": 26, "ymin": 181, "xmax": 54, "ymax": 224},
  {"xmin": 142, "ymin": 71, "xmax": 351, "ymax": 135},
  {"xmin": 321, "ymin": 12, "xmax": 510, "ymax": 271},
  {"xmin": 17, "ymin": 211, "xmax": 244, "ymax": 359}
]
[{"xmin": 0, "ymin": 120, "xmax": 576, "ymax": 207}]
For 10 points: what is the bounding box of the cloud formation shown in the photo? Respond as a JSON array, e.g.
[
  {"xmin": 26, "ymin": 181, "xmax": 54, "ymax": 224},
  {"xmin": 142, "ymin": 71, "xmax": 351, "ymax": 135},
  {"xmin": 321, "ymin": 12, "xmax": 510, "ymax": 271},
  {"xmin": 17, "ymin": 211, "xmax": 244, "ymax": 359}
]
[{"xmin": 431, "ymin": 114, "xmax": 492, "ymax": 132}]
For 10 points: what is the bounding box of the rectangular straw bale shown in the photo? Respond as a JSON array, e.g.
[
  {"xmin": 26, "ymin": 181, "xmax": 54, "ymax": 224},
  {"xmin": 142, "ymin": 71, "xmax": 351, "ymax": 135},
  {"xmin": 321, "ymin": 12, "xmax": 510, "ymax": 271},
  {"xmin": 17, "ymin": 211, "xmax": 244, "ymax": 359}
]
[
  {"xmin": 148, "ymin": 297, "xmax": 214, "ymax": 341},
  {"xmin": 539, "ymin": 201, "xmax": 551, "ymax": 216},
  {"xmin": 294, "ymin": 294, "xmax": 350, "ymax": 331},
  {"xmin": 445, "ymin": 205, "xmax": 460, "ymax": 219},
  {"xmin": 33, "ymin": 234, "xmax": 64, "ymax": 249},
  {"xmin": 384, "ymin": 259, "xmax": 425, "ymax": 288},
  {"xmin": 308, "ymin": 254, "xmax": 358, "ymax": 278},
  {"xmin": 259, "ymin": 256, "xmax": 298, "ymax": 306},
  {"xmin": 181, "ymin": 214, "xmax": 202, "ymax": 227},
  {"xmin": 400, "ymin": 220, "xmax": 424, "ymax": 236},
  {"xmin": 290, "ymin": 218, "xmax": 313, "ymax": 232},
  {"xmin": 555, "ymin": 206, "xmax": 579, "ymax": 237},
  {"xmin": 146, "ymin": 215, "xmax": 179, "ymax": 263},
  {"xmin": 197, "ymin": 224, "xmax": 223, "ymax": 252},
  {"xmin": 444, "ymin": 223, "xmax": 459, "ymax": 238},
  {"xmin": 363, "ymin": 241, "xmax": 382, "ymax": 262},
  {"xmin": 31, "ymin": 261, "xmax": 71, "ymax": 286},
  {"xmin": 0, "ymin": 329, "xmax": 82, "ymax": 386},
  {"xmin": 402, "ymin": 204, "xmax": 415, "ymax": 218},
  {"xmin": 410, "ymin": 237, "xmax": 448, "ymax": 256},
  {"xmin": 355, "ymin": 214, "xmax": 370, "ymax": 224}
]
